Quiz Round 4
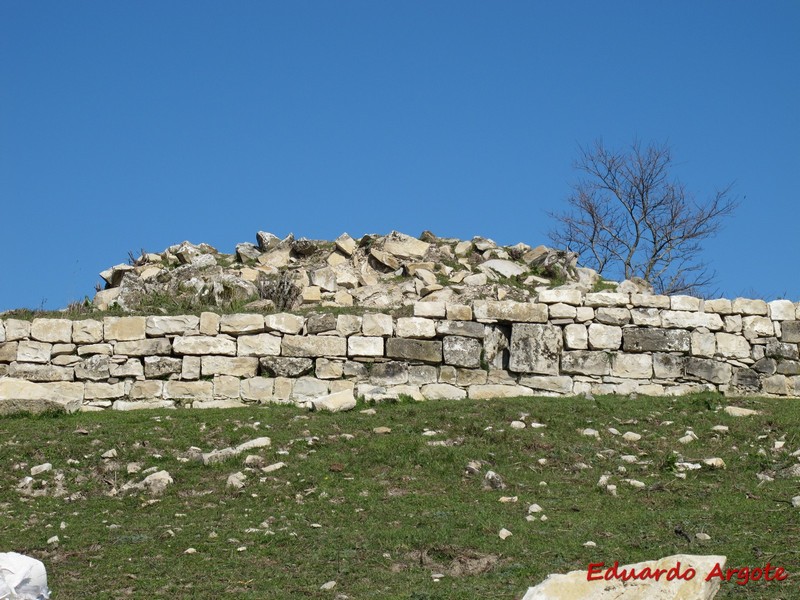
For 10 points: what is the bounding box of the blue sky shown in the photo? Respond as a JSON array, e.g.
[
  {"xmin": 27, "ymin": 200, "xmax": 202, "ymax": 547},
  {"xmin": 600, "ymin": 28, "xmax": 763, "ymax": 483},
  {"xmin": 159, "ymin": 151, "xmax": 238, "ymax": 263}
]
[{"xmin": 2, "ymin": 2, "xmax": 798, "ymax": 311}]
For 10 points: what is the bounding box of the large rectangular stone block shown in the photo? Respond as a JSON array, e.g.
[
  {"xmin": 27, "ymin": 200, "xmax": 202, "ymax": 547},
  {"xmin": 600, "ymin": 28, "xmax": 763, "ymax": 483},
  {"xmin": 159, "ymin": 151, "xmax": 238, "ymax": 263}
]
[
  {"xmin": 201, "ymin": 356, "xmax": 259, "ymax": 377},
  {"xmin": 362, "ymin": 313, "xmax": 394, "ymax": 336},
  {"xmin": 85, "ymin": 382, "xmax": 125, "ymax": 400},
  {"xmin": 782, "ymin": 321, "xmax": 800, "ymax": 343},
  {"xmin": 715, "ymin": 333, "xmax": 751, "ymax": 359},
  {"xmin": 8, "ymin": 363, "xmax": 74, "ymax": 381},
  {"xmin": 115, "ymin": 338, "xmax": 172, "ymax": 356},
  {"xmin": 443, "ymin": 336, "xmax": 482, "ymax": 369},
  {"xmin": 768, "ymin": 300, "xmax": 796, "ymax": 321},
  {"xmin": 72, "ymin": 319, "xmax": 104, "ymax": 343},
  {"xmin": 129, "ymin": 380, "xmax": 164, "ymax": 400},
  {"xmin": 742, "ymin": 316, "xmax": 774, "ymax": 339},
  {"xmin": 173, "ymin": 335, "xmax": 237, "ymax": 356},
  {"xmin": 685, "ymin": 358, "xmax": 732, "ymax": 384},
  {"xmin": 30, "ymin": 318, "xmax": 73, "ymax": 343},
  {"xmin": 241, "ymin": 377, "xmax": 274, "ymax": 402},
  {"xmin": 584, "ymin": 292, "xmax": 629, "ymax": 307},
  {"xmin": 237, "ymin": 334, "xmax": 281, "ymax": 357},
  {"xmin": 220, "ymin": 313, "xmax": 265, "ymax": 334},
  {"xmin": 17, "ymin": 341, "xmax": 51, "ymax": 363},
  {"xmin": 164, "ymin": 380, "xmax": 213, "ymax": 400},
  {"xmin": 104, "ymin": 317, "xmax": 146, "ymax": 341},
  {"xmin": 467, "ymin": 384, "xmax": 534, "ymax": 399},
  {"xmin": 622, "ymin": 328, "xmax": 690, "ymax": 353},
  {"xmin": 264, "ymin": 313, "xmax": 305, "ymax": 334},
  {"xmin": 560, "ymin": 351, "xmax": 611, "ymax": 376},
  {"xmin": 473, "ymin": 300, "xmax": 548, "ymax": 323},
  {"xmin": 146, "ymin": 315, "xmax": 200, "ymax": 336},
  {"xmin": 4, "ymin": 319, "xmax": 31, "ymax": 341},
  {"xmin": 732, "ymin": 298, "xmax": 768, "ymax": 315},
  {"xmin": 611, "ymin": 353, "xmax": 653, "ymax": 378},
  {"xmin": 347, "ymin": 336, "xmax": 384, "ymax": 357},
  {"xmin": 518, "ymin": 375, "xmax": 573, "ymax": 394},
  {"xmin": 436, "ymin": 320, "xmax": 485, "ymax": 339},
  {"xmin": 0, "ymin": 342, "xmax": 18, "ymax": 362},
  {"xmin": 509, "ymin": 323, "xmax": 562, "ymax": 375},
  {"xmin": 660, "ymin": 310, "xmax": 723, "ymax": 330},
  {"xmin": 385, "ymin": 338, "xmax": 442, "ymax": 364},
  {"xmin": 282, "ymin": 335, "xmax": 347, "ymax": 357},
  {"xmin": 537, "ymin": 289, "xmax": 583, "ymax": 305},
  {"xmin": 396, "ymin": 317, "xmax": 437, "ymax": 339},
  {"xmin": 144, "ymin": 356, "xmax": 182, "ymax": 378},
  {"xmin": 588, "ymin": 323, "xmax": 622, "ymax": 350}
]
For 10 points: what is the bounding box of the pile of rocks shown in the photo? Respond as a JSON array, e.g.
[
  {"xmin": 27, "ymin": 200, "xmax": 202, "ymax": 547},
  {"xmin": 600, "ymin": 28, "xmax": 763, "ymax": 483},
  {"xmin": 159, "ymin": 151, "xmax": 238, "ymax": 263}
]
[{"xmin": 93, "ymin": 231, "xmax": 601, "ymax": 313}]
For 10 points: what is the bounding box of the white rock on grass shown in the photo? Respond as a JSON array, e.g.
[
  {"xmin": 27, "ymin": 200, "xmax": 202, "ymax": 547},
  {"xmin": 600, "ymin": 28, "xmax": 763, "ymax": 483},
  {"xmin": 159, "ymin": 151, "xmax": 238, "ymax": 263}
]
[
  {"xmin": 511, "ymin": 420, "xmax": 526, "ymax": 429},
  {"xmin": 498, "ymin": 528, "xmax": 513, "ymax": 540},
  {"xmin": 30, "ymin": 463, "xmax": 52, "ymax": 476},
  {"xmin": 702, "ymin": 458, "xmax": 726, "ymax": 469},
  {"xmin": 0, "ymin": 552, "xmax": 50, "ymax": 600},
  {"xmin": 227, "ymin": 472, "xmax": 247, "ymax": 489},
  {"xmin": 678, "ymin": 431, "xmax": 698, "ymax": 444},
  {"xmin": 320, "ymin": 581, "xmax": 337, "ymax": 590},
  {"xmin": 724, "ymin": 406, "xmax": 760, "ymax": 417},
  {"xmin": 622, "ymin": 431, "xmax": 641, "ymax": 442},
  {"xmin": 582, "ymin": 428, "xmax": 600, "ymax": 438},
  {"xmin": 307, "ymin": 389, "xmax": 357, "ymax": 413}
]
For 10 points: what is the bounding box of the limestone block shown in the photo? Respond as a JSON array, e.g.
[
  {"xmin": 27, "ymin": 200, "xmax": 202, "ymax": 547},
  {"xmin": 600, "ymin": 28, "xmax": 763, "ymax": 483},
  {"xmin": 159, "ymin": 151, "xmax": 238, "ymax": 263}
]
[
  {"xmin": 173, "ymin": 335, "xmax": 237, "ymax": 356},
  {"xmin": 17, "ymin": 341, "xmax": 51, "ymax": 363},
  {"xmin": 396, "ymin": 317, "xmax": 437, "ymax": 339},
  {"xmin": 518, "ymin": 375, "xmax": 573, "ymax": 394},
  {"xmin": 370, "ymin": 361, "xmax": 409, "ymax": 385},
  {"xmin": 290, "ymin": 376, "xmax": 329, "ymax": 400},
  {"xmin": 241, "ymin": 377, "xmax": 274, "ymax": 402},
  {"xmin": 742, "ymin": 316, "xmax": 774, "ymax": 339},
  {"xmin": 104, "ymin": 317, "xmax": 146, "ymax": 341},
  {"xmin": 370, "ymin": 248, "xmax": 400, "ymax": 270},
  {"xmin": 443, "ymin": 336, "xmax": 482, "ymax": 369},
  {"xmin": 335, "ymin": 233, "xmax": 357, "ymax": 256},
  {"xmin": 438, "ymin": 366, "xmax": 457, "ymax": 384},
  {"xmin": 782, "ymin": 321, "xmax": 800, "ymax": 343},
  {"xmin": 52, "ymin": 355, "xmax": 80, "ymax": 367},
  {"xmin": 315, "ymin": 358, "xmax": 344, "ymax": 379},
  {"xmin": 362, "ymin": 313, "xmax": 393, "ymax": 336},
  {"xmin": 307, "ymin": 313, "xmax": 336, "ymax": 334},
  {"xmin": 468, "ymin": 384, "xmax": 534, "ymax": 399},
  {"xmin": 347, "ymin": 336, "xmax": 384, "ymax": 357},
  {"xmin": 201, "ymin": 356, "xmax": 258, "ymax": 377},
  {"xmin": 560, "ymin": 351, "xmax": 611, "ymax": 376},
  {"xmin": 537, "ymin": 288, "xmax": 582, "ymax": 305},
  {"xmin": 336, "ymin": 314, "xmax": 362, "ymax": 337},
  {"xmin": 259, "ymin": 356, "xmax": 314, "ymax": 377},
  {"xmin": 334, "ymin": 288, "xmax": 353, "ymax": 307},
  {"xmin": 563, "ymin": 324, "xmax": 588, "ymax": 350},
  {"xmin": 311, "ymin": 267, "xmax": 337, "ymax": 292},
  {"xmin": 0, "ymin": 320, "xmax": 4, "ymax": 343},
  {"xmin": 199, "ymin": 312, "xmax": 221, "ymax": 335},
  {"xmin": 30, "ymin": 318, "xmax": 73, "ymax": 343},
  {"xmin": 724, "ymin": 315, "xmax": 742, "ymax": 333},
  {"xmin": 520, "ymin": 554, "xmax": 726, "ymax": 600},
  {"xmin": 584, "ymin": 292, "xmax": 629, "ymax": 307},
  {"xmin": 0, "ymin": 342, "xmax": 17, "ymax": 362},
  {"xmin": 164, "ymin": 381, "xmax": 213, "ymax": 401},
  {"xmin": 588, "ymin": 323, "xmax": 622, "ymax": 350},
  {"xmin": 436, "ymin": 321, "xmax": 485, "ymax": 338},
  {"xmin": 264, "ymin": 313, "xmax": 305, "ymax": 334},
  {"xmin": 213, "ymin": 375, "xmax": 241, "ymax": 399},
  {"xmin": 77, "ymin": 343, "xmax": 113, "ymax": 356},
  {"xmin": 670, "ymin": 295, "xmax": 701, "ymax": 311},
  {"xmin": 145, "ymin": 315, "xmax": 200, "ymax": 337},
  {"xmin": 473, "ymin": 300, "xmax": 547, "ymax": 323},
  {"xmin": 595, "ymin": 307, "xmax": 631, "ymax": 326},
  {"xmin": 456, "ymin": 368, "xmax": 488, "ymax": 386},
  {"xmin": 385, "ymin": 338, "xmax": 443, "ymax": 364},
  {"xmin": 549, "ymin": 303, "xmax": 577, "ymax": 319},
  {"xmin": 630, "ymin": 293, "xmax": 670, "ymax": 308},
  {"xmin": 383, "ymin": 233, "xmax": 430, "ymax": 259},
  {"xmin": 685, "ymin": 358, "xmax": 732, "ymax": 384},
  {"xmin": 611, "ymin": 353, "xmax": 653, "ymax": 378},
  {"xmin": 282, "ymin": 335, "xmax": 346, "ymax": 357},
  {"xmin": 623, "ymin": 328, "xmax": 690, "ymax": 353},
  {"xmin": 308, "ymin": 389, "xmax": 357, "ymax": 412},
  {"xmin": 271, "ymin": 377, "xmax": 293, "ymax": 401},
  {"xmin": 509, "ymin": 323, "xmax": 562, "ymax": 375},
  {"xmin": 446, "ymin": 304, "xmax": 472, "ymax": 321},
  {"xmin": 421, "ymin": 383, "xmax": 466, "ymax": 400},
  {"xmin": 732, "ymin": 298, "xmax": 768, "ymax": 315},
  {"xmin": 762, "ymin": 374, "xmax": 788, "ymax": 395},
  {"xmin": 769, "ymin": 299, "xmax": 796, "ymax": 321},
  {"xmin": 715, "ymin": 333, "xmax": 751, "ymax": 358},
  {"xmin": 691, "ymin": 331, "xmax": 716, "ymax": 357},
  {"xmin": 766, "ymin": 339, "xmax": 799, "ymax": 360},
  {"xmin": 128, "ymin": 380, "xmax": 164, "ymax": 400},
  {"xmin": 575, "ymin": 306, "xmax": 594, "ymax": 322},
  {"xmin": 75, "ymin": 355, "xmax": 110, "ymax": 380},
  {"xmin": 237, "ymin": 334, "xmax": 281, "ymax": 357},
  {"xmin": 51, "ymin": 343, "xmax": 76, "ymax": 356},
  {"xmin": 85, "ymin": 382, "xmax": 125, "ymax": 400},
  {"xmin": 4, "ymin": 319, "xmax": 31, "ymax": 341},
  {"xmin": 8, "ymin": 363, "xmax": 73, "ymax": 381},
  {"xmin": 731, "ymin": 367, "xmax": 760, "ymax": 392},
  {"xmin": 629, "ymin": 308, "xmax": 659, "ymax": 327},
  {"xmin": 220, "ymin": 313, "xmax": 264, "ymax": 335},
  {"xmin": 413, "ymin": 301, "xmax": 446, "ymax": 318},
  {"xmin": 661, "ymin": 310, "xmax": 723, "ymax": 330},
  {"xmin": 0, "ymin": 378, "xmax": 82, "ymax": 415},
  {"xmin": 115, "ymin": 338, "xmax": 172, "ymax": 356},
  {"xmin": 182, "ymin": 356, "xmax": 201, "ymax": 380},
  {"xmin": 704, "ymin": 298, "xmax": 732, "ymax": 314},
  {"xmin": 144, "ymin": 356, "xmax": 182, "ymax": 378}
]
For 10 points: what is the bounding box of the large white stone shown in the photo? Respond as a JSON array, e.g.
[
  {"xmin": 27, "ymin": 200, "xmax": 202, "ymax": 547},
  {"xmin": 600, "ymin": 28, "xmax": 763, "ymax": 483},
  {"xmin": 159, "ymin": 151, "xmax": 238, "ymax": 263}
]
[
  {"xmin": 347, "ymin": 336, "xmax": 384, "ymax": 357},
  {"xmin": 173, "ymin": 335, "xmax": 237, "ymax": 356},
  {"xmin": 396, "ymin": 317, "xmax": 437, "ymax": 339},
  {"xmin": 480, "ymin": 259, "xmax": 526, "ymax": 278},
  {"xmin": 237, "ymin": 334, "xmax": 281, "ymax": 357},
  {"xmin": 612, "ymin": 353, "xmax": 653, "ymax": 378},
  {"xmin": 0, "ymin": 378, "xmax": 82, "ymax": 414},
  {"xmin": 421, "ymin": 383, "xmax": 466, "ymax": 400},
  {"xmin": 537, "ymin": 289, "xmax": 582, "ymax": 305},
  {"xmin": 768, "ymin": 299, "xmax": 796, "ymax": 321},
  {"xmin": 264, "ymin": 313, "xmax": 305, "ymax": 334},
  {"xmin": 588, "ymin": 324, "xmax": 622, "ymax": 350},
  {"xmin": 473, "ymin": 301, "xmax": 548, "ymax": 323},
  {"xmin": 742, "ymin": 316, "xmax": 774, "ymax": 339},
  {"xmin": 732, "ymin": 298, "xmax": 768, "ymax": 315},
  {"xmin": 382, "ymin": 232, "xmax": 430, "ymax": 259},
  {"xmin": 145, "ymin": 315, "xmax": 200, "ymax": 336},
  {"xmin": 308, "ymin": 389, "xmax": 357, "ymax": 412},
  {"xmin": 715, "ymin": 333, "xmax": 751, "ymax": 358},
  {"xmin": 220, "ymin": 313, "xmax": 265, "ymax": 334},
  {"xmin": 362, "ymin": 313, "xmax": 393, "ymax": 336},
  {"xmin": 104, "ymin": 317, "xmax": 146, "ymax": 341},
  {"xmin": 30, "ymin": 318, "xmax": 73, "ymax": 343},
  {"xmin": 17, "ymin": 341, "xmax": 51, "ymax": 363}
]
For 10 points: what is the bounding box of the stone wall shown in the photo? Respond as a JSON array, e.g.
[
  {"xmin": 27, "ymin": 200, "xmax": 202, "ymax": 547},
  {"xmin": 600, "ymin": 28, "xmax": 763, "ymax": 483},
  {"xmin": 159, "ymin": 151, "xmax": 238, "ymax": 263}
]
[{"xmin": 1, "ymin": 290, "xmax": 799, "ymax": 411}]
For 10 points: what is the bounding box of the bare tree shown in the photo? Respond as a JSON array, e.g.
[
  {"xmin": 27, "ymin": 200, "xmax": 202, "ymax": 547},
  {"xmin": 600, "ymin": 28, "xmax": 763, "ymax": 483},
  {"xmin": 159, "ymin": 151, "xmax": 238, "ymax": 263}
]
[{"xmin": 549, "ymin": 139, "xmax": 737, "ymax": 295}]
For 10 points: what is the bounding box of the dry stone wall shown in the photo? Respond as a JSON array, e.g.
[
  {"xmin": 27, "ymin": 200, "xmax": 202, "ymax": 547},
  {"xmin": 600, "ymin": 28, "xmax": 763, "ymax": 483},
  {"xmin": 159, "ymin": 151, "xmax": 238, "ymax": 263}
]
[{"xmin": 1, "ymin": 291, "xmax": 800, "ymax": 411}]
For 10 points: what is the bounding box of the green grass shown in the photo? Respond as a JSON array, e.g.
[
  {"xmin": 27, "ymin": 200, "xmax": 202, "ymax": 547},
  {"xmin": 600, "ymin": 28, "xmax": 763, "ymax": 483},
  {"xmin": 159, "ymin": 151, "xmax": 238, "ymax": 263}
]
[{"xmin": 1, "ymin": 394, "xmax": 798, "ymax": 599}]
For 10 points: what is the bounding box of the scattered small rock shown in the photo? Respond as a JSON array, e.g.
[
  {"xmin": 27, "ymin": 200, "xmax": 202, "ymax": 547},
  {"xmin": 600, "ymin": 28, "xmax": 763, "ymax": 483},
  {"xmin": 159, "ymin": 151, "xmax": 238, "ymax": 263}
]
[
  {"xmin": 510, "ymin": 420, "xmax": 526, "ymax": 429},
  {"xmin": 622, "ymin": 432, "xmax": 641, "ymax": 442},
  {"xmin": 372, "ymin": 426, "xmax": 391, "ymax": 434},
  {"xmin": 724, "ymin": 406, "xmax": 760, "ymax": 417},
  {"xmin": 483, "ymin": 470, "xmax": 506, "ymax": 490},
  {"xmin": 101, "ymin": 449, "xmax": 117, "ymax": 459},
  {"xmin": 30, "ymin": 463, "xmax": 52, "ymax": 476},
  {"xmin": 582, "ymin": 428, "xmax": 600, "ymax": 438},
  {"xmin": 227, "ymin": 472, "xmax": 247, "ymax": 489},
  {"xmin": 320, "ymin": 581, "xmax": 337, "ymax": 591},
  {"xmin": 498, "ymin": 528, "xmax": 512, "ymax": 540}
]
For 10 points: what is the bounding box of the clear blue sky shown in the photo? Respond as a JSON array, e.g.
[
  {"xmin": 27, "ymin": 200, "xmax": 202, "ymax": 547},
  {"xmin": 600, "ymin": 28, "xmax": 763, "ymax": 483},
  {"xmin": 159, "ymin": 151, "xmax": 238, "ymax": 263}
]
[{"xmin": 2, "ymin": 1, "xmax": 798, "ymax": 311}]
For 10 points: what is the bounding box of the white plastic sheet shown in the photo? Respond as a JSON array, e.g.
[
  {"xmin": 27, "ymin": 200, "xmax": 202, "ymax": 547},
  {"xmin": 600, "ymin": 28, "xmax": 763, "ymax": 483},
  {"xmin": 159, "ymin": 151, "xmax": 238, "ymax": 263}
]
[{"xmin": 0, "ymin": 553, "xmax": 50, "ymax": 600}]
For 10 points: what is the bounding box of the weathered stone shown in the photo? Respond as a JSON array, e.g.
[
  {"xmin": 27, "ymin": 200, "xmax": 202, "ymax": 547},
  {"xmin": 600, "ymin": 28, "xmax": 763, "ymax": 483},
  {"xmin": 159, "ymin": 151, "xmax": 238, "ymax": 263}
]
[
  {"xmin": 548, "ymin": 303, "xmax": 577, "ymax": 319},
  {"xmin": 0, "ymin": 342, "xmax": 18, "ymax": 362},
  {"xmin": 237, "ymin": 334, "xmax": 281, "ymax": 357},
  {"xmin": 17, "ymin": 341, "xmax": 51, "ymax": 364},
  {"xmin": 670, "ymin": 295, "xmax": 701, "ymax": 311},
  {"xmin": 282, "ymin": 335, "xmax": 346, "ymax": 357},
  {"xmin": 113, "ymin": 400, "xmax": 176, "ymax": 410},
  {"xmin": 766, "ymin": 339, "xmax": 799, "ymax": 360},
  {"xmin": 173, "ymin": 335, "xmax": 237, "ymax": 356},
  {"xmin": 652, "ymin": 353, "xmax": 685, "ymax": 378},
  {"xmin": 594, "ymin": 308, "xmax": 631, "ymax": 326},
  {"xmin": 386, "ymin": 338, "xmax": 442, "ymax": 364},
  {"xmin": 51, "ymin": 343, "xmax": 76, "ymax": 357},
  {"xmin": 369, "ymin": 248, "xmax": 400, "ymax": 270},
  {"xmin": 455, "ymin": 368, "xmax": 487, "ymax": 386},
  {"xmin": 742, "ymin": 316, "xmax": 774, "ymax": 339},
  {"xmin": 310, "ymin": 267, "xmax": 337, "ymax": 292},
  {"xmin": 575, "ymin": 306, "xmax": 594, "ymax": 322},
  {"xmin": 446, "ymin": 304, "xmax": 472, "ymax": 321},
  {"xmin": 628, "ymin": 308, "xmax": 659, "ymax": 327},
  {"xmin": 473, "ymin": 301, "xmax": 548, "ymax": 323},
  {"xmin": 588, "ymin": 323, "xmax": 622, "ymax": 350},
  {"xmin": 629, "ymin": 293, "xmax": 670, "ymax": 308},
  {"xmin": 290, "ymin": 376, "xmax": 329, "ymax": 400},
  {"xmin": 781, "ymin": 321, "xmax": 800, "ymax": 343},
  {"xmin": 76, "ymin": 343, "xmax": 113, "ymax": 356},
  {"xmin": 199, "ymin": 312, "xmax": 221, "ymax": 335},
  {"xmin": 468, "ymin": 384, "xmax": 533, "ymax": 399},
  {"xmin": 256, "ymin": 231, "xmax": 280, "ymax": 252},
  {"xmin": 521, "ymin": 554, "xmax": 726, "ymax": 600},
  {"xmin": 537, "ymin": 288, "xmax": 582, "ymax": 305},
  {"xmin": 421, "ymin": 383, "xmax": 466, "ymax": 400},
  {"xmin": 482, "ymin": 325, "xmax": 510, "ymax": 369},
  {"xmin": 163, "ymin": 381, "xmax": 213, "ymax": 401},
  {"xmin": 7, "ymin": 363, "xmax": 73, "ymax": 381},
  {"xmin": 220, "ymin": 313, "xmax": 264, "ymax": 335},
  {"xmin": 518, "ymin": 375, "xmax": 572, "ymax": 394},
  {"xmin": 685, "ymin": 358, "xmax": 732, "ymax": 384},
  {"xmin": 481, "ymin": 259, "xmax": 526, "ymax": 278},
  {"xmin": 612, "ymin": 353, "xmax": 653, "ymax": 378},
  {"xmin": 51, "ymin": 355, "xmax": 80, "ymax": 367},
  {"xmin": 690, "ymin": 331, "xmax": 716, "ymax": 357},
  {"xmin": 768, "ymin": 299, "xmax": 796, "ymax": 321},
  {"xmin": 436, "ymin": 320, "xmax": 485, "ymax": 339},
  {"xmin": 704, "ymin": 298, "xmax": 732, "ymax": 314},
  {"xmin": 778, "ymin": 361, "xmax": 800, "ymax": 376},
  {"xmin": 104, "ymin": 317, "xmax": 146, "ymax": 341},
  {"xmin": 4, "ymin": 319, "xmax": 30, "ymax": 341},
  {"xmin": 732, "ymin": 298, "xmax": 768, "ymax": 315},
  {"xmin": 181, "ymin": 356, "xmax": 201, "ymax": 380},
  {"xmin": 408, "ymin": 365, "xmax": 438, "ymax": 385},
  {"xmin": 368, "ymin": 361, "xmax": 408, "ymax": 385},
  {"xmin": 713, "ymin": 333, "xmax": 750, "ymax": 359},
  {"xmin": 753, "ymin": 357, "xmax": 777, "ymax": 374},
  {"xmin": 413, "ymin": 301, "xmax": 445, "ymax": 319},
  {"xmin": 145, "ymin": 315, "xmax": 200, "ymax": 337},
  {"xmin": 143, "ymin": 356, "xmax": 182, "ymax": 378},
  {"xmin": 201, "ymin": 356, "xmax": 258, "ymax": 377},
  {"xmin": 661, "ymin": 310, "xmax": 723, "ymax": 330},
  {"xmin": 307, "ymin": 313, "xmax": 336, "ymax": 334},
  {"xmin": 347, "ymin": 336, "xmax": 384, "ymax": 357},
  {"xmin": 263, "ymin": 312, "xmax": 304, "ymax": 334},
  {"xmin": 30, "ymin": 319, "xmax": 72, "ymax": 343},
  {"xmin": 240, "ymin": 377, "xmax": 274, "ymax": 402},
  {"xmin": 115, "ymin": 338, "xmax": 172, "ymax": 356},
  {"xmin": 336, "ymin": 314, "xmax": 362, "ymax": 336},
  {"xmin": 213, "ymin": 375, "xmax": 241, "ymax": 398},
  {"xmin": 128, "ymin": 380, "xmax": 164, "ymax": 400},
  {"xmin": 443, "ymin": 336, "xmax": 482, "ymax": 369},
  {"xmin": 509, "ymin": 323, "xmax": 562, "ymax": 375},
  {"xmin": 395, "ymin": 317, "xmax": 436, "ymax": 339},
  {"xmin": 584, "ymin": 292, "xmax": 629, "ymax": 307},
  {"xmin": 383, "ymin": 232, "xmax": 430, "ymax": 259},
  {"xmin": 463, "ymin": 273, "xmax": 488, "ymax": 286},
  {"xmin": 85, "ymin": 382, "xmax": 125, "ymax": 400},
  {"xmin": 763, "ymin": 374, "xmax": 788, "ymax": 395},
  {"xmin": 334, "ymin": 233, "xmax": 356, "ymax": 256},
  {"xmin": 623, "ymin": 328, "xmax": 690, "ymax": 353},
  {"xmin": 362, "ymin": 313, "xmax": 393, "ymax": 336},
  {"xmin": 75, "ymin": 355, "xmax": 111, "ymax": 380},
  {"xmin": 313, "ymin": 358, "xmax": 342, "ymax": 379},
  {"xmin": 0, "ymin": 378, "xmax": 82, "ymax": 414},
  {"xmin": 71, "ymin": 319, "xmax": 104, "ymax": 343},
  {"xmin": 308, "ymin": 389, "xmax": 356, "ymax": 412},
  {"xmin": 259, "ymin": 356, "xmax": 314, "ymax": 377},
  {"xmin": 563, "ymin": 324, "xmax": 588, "ymax": 350},
  {"xmin": 561, "ymin": 351, "xmax": 611, "ymax": 376}
]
